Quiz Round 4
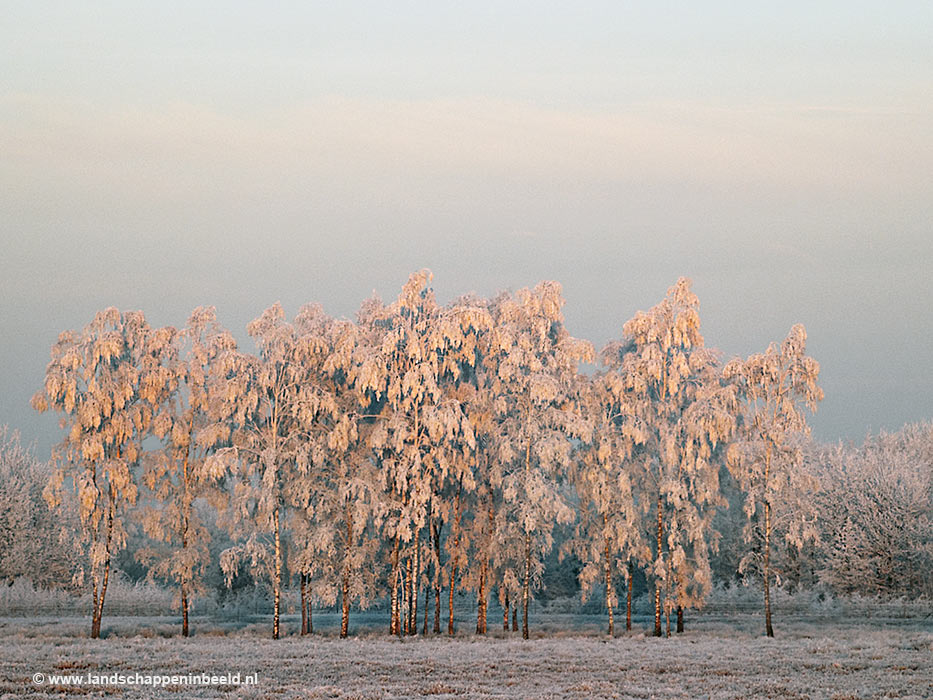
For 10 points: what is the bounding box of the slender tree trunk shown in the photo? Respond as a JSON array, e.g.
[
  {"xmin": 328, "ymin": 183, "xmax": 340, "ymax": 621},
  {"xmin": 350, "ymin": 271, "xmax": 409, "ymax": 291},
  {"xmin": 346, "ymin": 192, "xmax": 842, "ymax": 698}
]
[
  {"xmin": 341, "ymin": 570, "xmax": 351, "ymax": 638},
  {"xmin": 447, "ymin": 570, "xmax": 456, "ymax": 635},
  {"xmin": 434, "ymin": 583, "xmax": 442, "ymax": 634},
  {"xmin": 477, "ymin": 488, "xmax": 492, "ymax": 635},
  {"xmin": 676, "ymin": 606, "xmax": 684, "ymax": 634},
  {"xmin": 764, "ymin": 447, "xmax": 774, "ymax": 637},
  {"xmin": 93, "ymin": 562, "xmax": 111, "ymax": 639},
  {"xmin": 180, "ymin": 505, "xmax": 189, "ymax": 639},
  {"xmin": 89, "ymin": 489, "xmax": 100, "ymax": 638},
  {"xmin": 390, "ymin": 534, "xmax": 401, "ymax": 636},
  {"xmin": 96, "ymin": 545, "xmax": 112, "ymax": 639},
  {"xmin": 397, "ymin": 575, "xmax": 404, "ymax": 637},
  {"xmin": 273, "ymin": 504, "xmax": 282, "ymax": 640},
  {"xmin": 300, "ymin": 573, "xmax": 309, "ymax": 635},
  {"xmin": 476, "ymin": 556, "xmax": 488, "ymax": 634},
  {"xmin": 181, "ymin": 585, "xmax": 189, "ymax": 638},
  {"xmin": 181, "ymin": 430, "xmax": 192, "ymax": 638},
  {"xmin": 91, "ymin": 572, "xmax": 100, "ymax": 639},
  {"xmin": 521, "ymin": 440, "xmax": 532, "ymax": 641},
  {"xmin": 404, "ymin": 554, "xmax": 412, "ymax": 635},
  {"xmin": 626, "ymin": 562, "xmax": 633, "ymax": 632},
  {"xmin": 512, "ymin": 608, "xmax": 518, "ymax": 632},
  {"xmin": 421, "ymin": 507, "xmax": 431, "ymax": 635},
  {"xmin": 410, "ymin": 531, "xmax": 420, "ymax": 636},
  {"xmin": 605, "ymin": 557, "xmax": 614, "ymax": 637},
  {"xmin": 401, "ymin": 558, "xmax": 408, "ymax": 636},
  {"xmin": 522, "ymin": 533, "xmax": 531, "ymax": 640},
  {"xmin": 341, "ymin": 501, "xmax": 352, "ymax": 639},
  {"xmin": 92, "ymin": 484, "xmax": 116, "ymax": 639},
  {"xmin": 654, "ymin": 494, "xmax": 663, "ymax": 637},
  {"xmin": 604, "ymin": 520, "xmax": 614, "ymax": 637},
  {"xmin": 300, "ymin": 572, "xmax": 313, "ymax": 635},
  {"xmin": 432, "ymin": 519, "xmax": 442, "ymax": 634},
  {"xmin": 448, "ymin": 476, "xmax": 463, "ymax": 636},
  {"xmin": 422, "ymin": 586, "xmax": 430, "ymax": 635},
  {"xmin": 503, "ymin": 592, "xmax": 510, "ymax": 631}
]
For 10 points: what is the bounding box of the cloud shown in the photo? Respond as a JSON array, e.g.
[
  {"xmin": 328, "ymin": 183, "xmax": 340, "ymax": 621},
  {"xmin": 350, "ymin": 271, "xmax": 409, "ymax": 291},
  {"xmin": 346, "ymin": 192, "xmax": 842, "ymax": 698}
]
[{"xmin": 4, "ymin": 92, "xmax": 928, "ymax": 212}]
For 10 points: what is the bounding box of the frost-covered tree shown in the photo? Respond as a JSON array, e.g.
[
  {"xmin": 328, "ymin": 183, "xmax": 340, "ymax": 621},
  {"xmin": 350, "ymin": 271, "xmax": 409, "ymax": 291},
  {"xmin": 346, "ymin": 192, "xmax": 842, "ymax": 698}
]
[
  {"xmin": 564, "ymin": 373, "xmax": 647, "ymax": 636},
  {"xmin": 287, "ymin": 304, "xmax": 382, "ymax": 638},
  {"xmin": 463, "ymin": 452, "xmax": 498, "ymax": 634},
  {"xmin": 137, "ymin": 308, "xmax": 235, "ymax": 636},
  {"xmin": 0, "ymin": 426, "xmax": 77, "ymax": 588},
  {"xmin": 814, "ymin": 424, "xmax": 932, "ymax": 599},
  {"xmin": 488, "ymin": 282, "xmax": 593, "ymax": 639},
  {"xmin": 724, "ymin": 324, "xmax": 822, "ymax": 637},
  {"xmin": 357, "ymin": 270, "xmax": 492, "ymax": 634},
  {"xmin": 209, "ymin": 303, "xmax": 328, "ymax": 639},
  {"xmin": 605, "ymin": 279, "xmax": 736, "ymax": 637},
  {"xmin": 33, "ymin": 308, "xmax": 162, "ymax": 637},
  {"xmin": 451, "ymin": 341, "xmax": 501, "ymax": 635},
  {"xmin": 437, "ymin": 296, "xmax": 495, "ymax": 636},
  {"xmin": 355, "ymin": 272, "xmax": 490, "ymax": 636}
]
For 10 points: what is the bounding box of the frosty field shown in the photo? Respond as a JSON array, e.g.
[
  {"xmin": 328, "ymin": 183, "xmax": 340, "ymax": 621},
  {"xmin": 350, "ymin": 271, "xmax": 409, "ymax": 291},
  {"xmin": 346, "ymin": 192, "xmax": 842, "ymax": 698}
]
[{"xmin": 2, "ymin": 614, "xmax": 931, "ymax": 700}]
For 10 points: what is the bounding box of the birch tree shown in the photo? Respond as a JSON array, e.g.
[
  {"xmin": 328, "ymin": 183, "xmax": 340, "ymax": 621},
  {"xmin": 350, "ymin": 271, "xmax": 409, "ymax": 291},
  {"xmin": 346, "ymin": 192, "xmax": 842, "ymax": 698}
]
[
  {"xmin": 439, "ymin": 295, "xmax": 495, "ymax": 636},
  {"xmin": 605, "ymin": 279, "xmax": 736, "ymax": 637},
  {"xmin": 454, "ymin": 361, "xmax": 500, "ymax": 636},
  {"xmin": 724, "ymin": 324, "xmax": 822, "ymax": 637},
  {"xmin": 138, "ymin": 307, "xmax": 235, "ymax": 636},
  {"xmin": 288, "ymin": 304, "xmax": 382, "ymax": 638},
  {"xmin": 355, "ymin": 271, "xmax": 487, "ymax": 636},
  {"xmin": 209, "ymin": 303, "xmax": 319, "ymax": 639},
  {"xmin": 564, "ymin": 373, "xmax": 647, "ymax": 636},
  {"xmin": 33, "ymin": 308, "xmax": 160, "ymax": 638},
  {"xmin": 489, "ymin": 282, "xmax": 593, "ymax": 639}
]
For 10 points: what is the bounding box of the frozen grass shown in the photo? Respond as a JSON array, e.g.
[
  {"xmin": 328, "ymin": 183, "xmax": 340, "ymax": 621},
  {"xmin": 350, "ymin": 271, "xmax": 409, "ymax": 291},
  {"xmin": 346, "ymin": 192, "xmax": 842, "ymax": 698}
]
[
  {"xmin": 0, "ymin": 578, "xmax": 174, "ymax": 618},
  {"xmin": 1, "ymin": 611, "xmax": 931, "ymax": 699},
  {"xmin": 1, "ymin": 583, "xmax": 930, "ymax": 698}
]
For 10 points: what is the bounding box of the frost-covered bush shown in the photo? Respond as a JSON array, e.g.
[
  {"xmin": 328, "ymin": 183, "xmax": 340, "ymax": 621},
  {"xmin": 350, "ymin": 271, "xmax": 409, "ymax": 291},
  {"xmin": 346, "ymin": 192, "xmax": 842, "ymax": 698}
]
[
  {"xmin": 102, "ymin": 575, "xmax": 176, "ymax": 617},
  {"xmin": 0, "ymin": 427, "xmax": 78, "ymax": 589},
  {"xmin": 0, "ymin": 575, "xmax": 172, "ymax": 617},
  {"xmin": 813, "ymin": 423, "xmax": 933, "ymax": 599},
  {"xmin": 0, "ymin": 578, "xmax": 81, "ymax": 616}
]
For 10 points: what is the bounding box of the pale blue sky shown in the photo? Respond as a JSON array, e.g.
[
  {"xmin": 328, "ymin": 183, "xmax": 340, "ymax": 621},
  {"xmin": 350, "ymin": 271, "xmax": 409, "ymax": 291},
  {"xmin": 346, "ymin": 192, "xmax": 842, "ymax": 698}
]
[{"xmin": 2, "ymin": 2, "xmax": 931, "ymax": 457}]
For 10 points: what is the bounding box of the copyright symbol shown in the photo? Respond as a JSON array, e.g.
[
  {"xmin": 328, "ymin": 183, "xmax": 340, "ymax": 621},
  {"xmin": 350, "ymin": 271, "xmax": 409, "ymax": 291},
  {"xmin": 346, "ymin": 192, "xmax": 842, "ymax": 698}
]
[{"xmin": 32, "ymin": 673, "xmax": 45, "ymax": 685}]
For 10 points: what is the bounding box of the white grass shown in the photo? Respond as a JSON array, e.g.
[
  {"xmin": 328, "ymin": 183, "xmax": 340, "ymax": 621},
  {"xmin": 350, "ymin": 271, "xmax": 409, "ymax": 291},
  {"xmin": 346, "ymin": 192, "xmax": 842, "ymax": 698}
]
[
  {"xmin": 0, "ymin": 577, "xmax": 173, "ymax": 618},
  {"xmin": 1, "ymin": 611, "xmax": 931, "ymax": 699}
]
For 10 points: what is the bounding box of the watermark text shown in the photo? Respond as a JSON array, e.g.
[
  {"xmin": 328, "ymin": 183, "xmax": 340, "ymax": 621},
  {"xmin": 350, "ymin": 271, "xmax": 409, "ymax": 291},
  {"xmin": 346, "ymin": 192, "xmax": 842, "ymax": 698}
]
[{"xmin": 32, "ymin": 670, "xmax": 258, "ymax": 688}]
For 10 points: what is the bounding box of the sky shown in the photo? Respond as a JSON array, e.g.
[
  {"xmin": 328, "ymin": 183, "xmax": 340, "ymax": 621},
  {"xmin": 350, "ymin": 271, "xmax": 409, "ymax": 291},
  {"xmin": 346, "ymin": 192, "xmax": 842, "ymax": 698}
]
[{"xmin": 1, "ymin": 2, "xmax": 931, "ymax": 459}]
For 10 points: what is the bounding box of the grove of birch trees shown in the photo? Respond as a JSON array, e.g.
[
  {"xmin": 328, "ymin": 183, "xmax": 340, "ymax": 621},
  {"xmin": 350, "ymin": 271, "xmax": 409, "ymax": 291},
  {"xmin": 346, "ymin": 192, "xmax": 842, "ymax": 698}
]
[{"xmin": 32, "ymin": 271, "xmax": 837, "ymax": 640}]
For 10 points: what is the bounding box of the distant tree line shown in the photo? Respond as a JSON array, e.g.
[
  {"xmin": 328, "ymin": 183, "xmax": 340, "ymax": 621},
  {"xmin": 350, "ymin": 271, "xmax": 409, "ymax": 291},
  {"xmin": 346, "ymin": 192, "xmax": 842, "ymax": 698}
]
[{"xmin": 12, "ymin": 271, "xmax": 931, "ymax": 640}]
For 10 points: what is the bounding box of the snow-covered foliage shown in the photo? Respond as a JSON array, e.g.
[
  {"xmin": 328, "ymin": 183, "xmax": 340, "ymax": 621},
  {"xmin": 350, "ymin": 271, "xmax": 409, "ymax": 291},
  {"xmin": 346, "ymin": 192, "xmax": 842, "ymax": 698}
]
[
  {"xmin": 485, "ymin": 282, "xmax": 593, "ymax": 639},
  {"xmin": 28, "ymin": 271, "xmax": 931, "ymax": 646},
  {"xmin": 354, "ymin": 271, "xmax": 491, "ymax": 637},
  {"xmin": 0, "ymin": 428, "xmax": 77, "ymax": 588},
  {"xmin": 602, "ymin": 278, "xmax": 737, "ymax": 636},
  {"xmin": 32, "ymin": 309, "xmax": 165, "ymax": 638},
  {"xmin": 563, "ymin": 373, "xmax": 647, "ymax": 636},
  {"xmin": 813, "ymin": 423, "xmax": 933, "ymax": 599},
  {"xmin": 207, "ymin": 301, "xmax": 360, "ymax": 639},
  {"xmin": 724, "ymin": 323, "xmax": 823, "ymax": 636},
  {"xmin": 288, "ymin": 304, "xmax": 379, "ymax": 637},
  {"xmin": 137, "ymin": 307, "xmax": 236, "ymax": 637}
]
